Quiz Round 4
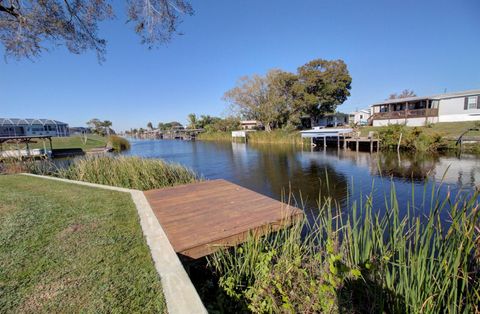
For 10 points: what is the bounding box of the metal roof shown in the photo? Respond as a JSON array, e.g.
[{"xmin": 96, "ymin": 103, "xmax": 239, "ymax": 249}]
[
  {"xmin": 371, "ymin": 89, "xmax": 480, "ymax": 106},
  {"xmin": 0, "ymin": 118, "xmax": 68, "ymax": 126}
]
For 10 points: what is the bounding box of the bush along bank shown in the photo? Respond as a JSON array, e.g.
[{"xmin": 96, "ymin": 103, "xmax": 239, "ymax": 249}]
[
  {"xmin": 107, "ymin": 135, "xmax": 131, "ymax": 152},
  {"xmin": 370, "ymin": 124, "xmax": 480, "ymax": 153},
  {"xmin": 209, "ymin": 184, "xmax": 480, "ymax": 313},
  {"xmin": 373, "ymin": 124, "xmax": 449, "ymax": 152},
  {"xmin": 26, "ymin": 156, "xmax": 199, "ymax": 190},
  {"xmin": 198, "ymin": 130, "xmax": 310, "ymax": 146}
]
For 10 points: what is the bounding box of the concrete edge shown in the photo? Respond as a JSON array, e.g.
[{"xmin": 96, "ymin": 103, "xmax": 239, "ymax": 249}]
[{"xmin": 20, "ymin": 173, "xmax": 207, "ymax": 314}]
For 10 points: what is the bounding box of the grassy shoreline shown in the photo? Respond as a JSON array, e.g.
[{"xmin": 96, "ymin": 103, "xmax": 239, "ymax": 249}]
[
  {"xmin": 210, "ymin": 184, "xmax": 480, "ymax": 313},
  {"xmin": 3, "ymin": 134, "xmax": 131, "ymax": 153},
  {"xmin": 198, "ymin": 130, "xmax": 307, "ymax": 145},
  {"xmin": 0, "ymin": 175, "xmax": 166, "ymax": 312},
  {"xmin": 27, "ymin": 156, "xmax": 199, "ymax": 190},
  {"xmin": 198, "ymin": 121, "xmax": 480, "ymax": 153}
]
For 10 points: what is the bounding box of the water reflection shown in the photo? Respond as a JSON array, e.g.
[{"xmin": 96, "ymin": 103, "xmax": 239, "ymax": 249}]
[{"xmin": 123, "ymin": 139, "xmax": 479, "ymax": 218}]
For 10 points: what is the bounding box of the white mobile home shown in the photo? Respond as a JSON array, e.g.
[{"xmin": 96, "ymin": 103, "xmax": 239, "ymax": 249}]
[
  {"xmin": 306, "ymin": 112, "xmax": 349, "ymax": 128},
  {"xmin": 349, "ymin": 109, "xmax": 371, "ymax": 125},
  {"xmin": 0, "ymin": 118, "xmax": 70, "ymax": 137},
  {"xmin": 370, "ymin": 89, "xmax": 480, "ymax": 127}
]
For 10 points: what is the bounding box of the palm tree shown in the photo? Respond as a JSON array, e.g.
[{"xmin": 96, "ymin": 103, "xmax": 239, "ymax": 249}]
[
  {"xmin": 103, "ymin": 120, "xmax": 112, "ymax": 136},
  {"xmin": 187, "ymin": 113, "xmax": 197, "ymax": 129}
]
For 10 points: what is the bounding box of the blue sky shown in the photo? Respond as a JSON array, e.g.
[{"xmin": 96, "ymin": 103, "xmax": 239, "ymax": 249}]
[{"xmin": 1, "ymin": 0, "xmax": 479, "ymax": 131}]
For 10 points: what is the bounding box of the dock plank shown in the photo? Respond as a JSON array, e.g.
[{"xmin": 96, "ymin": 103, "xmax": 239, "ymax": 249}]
[{"xmin": 144, "ymin": 179, "xmax": 303, "ymax": 259}]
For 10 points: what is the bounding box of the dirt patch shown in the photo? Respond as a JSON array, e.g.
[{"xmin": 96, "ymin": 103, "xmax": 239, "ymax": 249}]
[
  {"xmin": 19, "ymin": 277, "xmax": 82, "ymax": 313},
  {"xmin": 0, "ymin": 162, "xmax": 28, "ymax": 174},
  {"xmin": 0, "ymin": 203, "xmax": 16, "ymax": 214},
  {"xmin": 57, "ymin": 222, "xmax": 98, "ymax": 240}
]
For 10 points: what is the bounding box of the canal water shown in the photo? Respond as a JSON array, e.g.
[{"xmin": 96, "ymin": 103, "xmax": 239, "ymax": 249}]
[{"xmin": 123, "ymin": 139, "xmax": 480, "ymax": 219}]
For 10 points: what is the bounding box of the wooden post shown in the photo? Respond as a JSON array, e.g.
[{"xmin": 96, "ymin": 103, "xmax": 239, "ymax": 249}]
[
  {"xmin": 49, "ymin": 137, "xmax": 53, "ymax": 152},
  {"xmin": 323, "ymin": 136, "xmax": 327, "ymax": 148},
  {"xmin": 337, "ymin": 135, "xmax": 340, "ymax": 148},
  {"xmin": 397, "ymin": 133, "xmax": 402, "ymax": 153},
  {"xmin": 356, "ymin": 138, "xmax": 359, "ymax": 151},
  {"xmin": 370, "ymin": 138, "xmax": 373, "ymax": 153}
]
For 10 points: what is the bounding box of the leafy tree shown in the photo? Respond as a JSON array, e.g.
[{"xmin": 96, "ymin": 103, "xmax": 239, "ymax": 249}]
[
  {"xmin": 295, "ymin": 59, "xmax": 352, "ymax": 125},
  {"xmin": 103, "ymin": 120, "xmax": 112, "ymax": 136},
  {"xmin": 224, "ymin": 73, "xmax": 280, "ymax": 131},
  {"xmin": 388, "ymin": 89, "xmax": 417, "ymax": 99},
  {"xmin": 147, "ymin": 122, "xmax": 153, "ymax": 130},
  {"xmin": 187, "ymin": 113, "xmax": 197, "ymax": 129},
  {"xmin": 224, "ymin": 59, "xmax": 352, "ymax": 130},
  {"xmin": 86, "ymin": 118, "xmax": 103, "ymax": 134},
  {"xmin": 0, "ymin": 0, "xmax": 193, "ymax": 61}
]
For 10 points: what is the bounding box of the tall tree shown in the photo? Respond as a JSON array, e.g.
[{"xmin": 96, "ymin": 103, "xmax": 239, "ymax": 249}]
[
  {"xmin": 187, "ymin": 113, "xmax": 197, "ymax": 129},
  {"xmin": 295, "ymin": 59, "xmax": 352, "ymax": 124},
  {"xmin": 147, "ymin": 122, "xmax": 153, "ymax": 130},
  {"xmin": 223, "ymin": 74, "xmax": 275, "ymax": 131},
  {"xmin": 388, "ymin": 89, "xmax": 417, "ymax": 99},
  {"xmin": 86, "ymin": 118, "xmax": 102, "ymax": 134},
  {"xmin": 103, "ymin": 120, "xmax": 112, "ymax": 136},
  {"xmin": 0, "ymin": 0, "xmax": 193, "ymax": 61},
  {"xmin": 224, "ymin": 59, "xmax": 352, "ymax": 130}
]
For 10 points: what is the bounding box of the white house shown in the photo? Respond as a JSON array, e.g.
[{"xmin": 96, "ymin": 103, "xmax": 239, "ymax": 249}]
[
  {"xmin": 370, "ymin": 89, "xmax": 480, "ymax": 127},
  {"xmin": 315, "ymin": 112, "xmax": 349, "ymax": 127},
  {"xmin": 0, "ymin": 118, "xmax": 70, "ymax": 137},
  {"xmin": 240, "ymin": 120, "xmax": 263, "ymax": 130},
  {"xmin": 349, "ymin": 109, "xmax": 371, "ymax": 125}
]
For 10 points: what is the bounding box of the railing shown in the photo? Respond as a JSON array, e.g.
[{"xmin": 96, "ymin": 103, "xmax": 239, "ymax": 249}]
[{"xmin": 371, "ymin": 108, "xmax": 438, "ymax": 120}]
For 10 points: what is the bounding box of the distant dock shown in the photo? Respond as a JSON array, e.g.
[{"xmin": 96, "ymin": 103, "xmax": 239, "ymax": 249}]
[
  {"xmin": 144, "ymin": 179, "xmax": 303, "ymax": 259},
  {"xmin": 300, "ymin": 128, "xmax": 380, "ymax": 152}
]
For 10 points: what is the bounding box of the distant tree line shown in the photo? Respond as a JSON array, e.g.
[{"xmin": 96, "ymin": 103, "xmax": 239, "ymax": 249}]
[
  {"xmin": 186, "ymin": 114, "xmax": 239, "ymax": 132},
  {"xmin": 224, "ymin": 58, "xmax": 352, "ymax": 132}
]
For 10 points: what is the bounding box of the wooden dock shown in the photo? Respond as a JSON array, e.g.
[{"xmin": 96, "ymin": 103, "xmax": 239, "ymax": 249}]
[{"xmin": 144, "ymin": 179, "xmax": 303, "ymax": 259}]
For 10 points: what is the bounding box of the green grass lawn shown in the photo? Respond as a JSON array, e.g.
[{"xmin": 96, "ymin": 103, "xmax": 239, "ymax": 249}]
[
  {"xmin": 2, "ymin": 135, "xmax": 108, "ymax": 152},
  {"xmin": 0, "ymin": 175, "xmax": 165, "ymax": 313},
  {"xmin": 361, "ymin": 121, "xmax": 480, "ymax": 138}
]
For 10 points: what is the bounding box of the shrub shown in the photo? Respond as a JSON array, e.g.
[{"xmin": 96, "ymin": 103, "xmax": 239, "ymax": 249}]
[
  {"xmin": 377, "ymin": 125, "xmax": 449, "ymax": 152},
  {"xmin": 107, "ymin": 135, "xmax": 131, "ymax": 151}
]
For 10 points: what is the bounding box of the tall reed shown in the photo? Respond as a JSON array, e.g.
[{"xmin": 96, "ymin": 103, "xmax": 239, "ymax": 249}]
[
  {"xmin": 209, "ymin": 181, "xmax": 480, "ymax": 313},
  {"xmin": 54, "ymin": 156, "xmax": 199, "ymax": 190},
  {"xmin": 107, "ymin": 135, "xmax": 131, "ymax": 151}
]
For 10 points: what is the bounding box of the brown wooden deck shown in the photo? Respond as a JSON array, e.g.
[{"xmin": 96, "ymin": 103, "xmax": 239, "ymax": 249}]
[{"xmin": 144, "ymin": 179, "xmax": 303, "ymax": 259}]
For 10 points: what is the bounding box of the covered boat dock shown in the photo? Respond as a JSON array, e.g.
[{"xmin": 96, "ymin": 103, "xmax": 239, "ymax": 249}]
[{"xmin": 300, "ymin": 128, "xmax": 380, "ymax": 152}]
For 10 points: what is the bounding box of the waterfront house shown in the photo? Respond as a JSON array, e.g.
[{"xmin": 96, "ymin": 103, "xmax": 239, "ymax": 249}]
[
  {"xmin": 300, "ymin": 113, "xmax": 349, "ymax": 129},
  {"xmin": 316, "ymin": 112, "xmax": 349, "ymax": 127},
  {"xmin": 69, "ymin": 127, "xmax": 91, "ymax": 135},
  {"xmin": 370, "ymin": 89, "xmax": 480, "ymax": 127},
  {"xmin": 349, "ymin": 109, "xmax": 371, "ymax": 125},
  {"xmin": 0, "ymin": 118, "xmax": 69, "ymax": 137},
  {"xmin": 240, "ymin": 120, "xmax": 263, "ymax": 130}
]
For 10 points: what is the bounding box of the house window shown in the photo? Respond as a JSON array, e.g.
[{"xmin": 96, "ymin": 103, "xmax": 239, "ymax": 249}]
[
  {"xmin": 467, "ymin": 96, "xmax": 477, "ymax": 110},
  {"xmin": 360, "ymin": 115, "xmax": 363, "ymax": 119}
]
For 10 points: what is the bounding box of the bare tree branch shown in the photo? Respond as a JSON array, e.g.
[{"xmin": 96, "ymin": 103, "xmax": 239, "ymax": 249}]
[{"xmin": 0, "ymin": 0, "xmax": 193, "ymax": 61}]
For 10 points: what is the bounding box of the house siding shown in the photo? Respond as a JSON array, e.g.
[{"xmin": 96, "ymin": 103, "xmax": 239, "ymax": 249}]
[
  {"xmin": 372, "ymin": 117, "xmax": 438, "ymax": 127},
  {"xmin": 437, "ymin": 95, "xmax": 480, "ymax": 122}
]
